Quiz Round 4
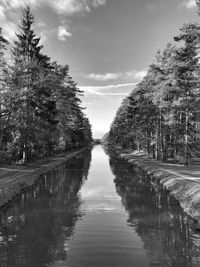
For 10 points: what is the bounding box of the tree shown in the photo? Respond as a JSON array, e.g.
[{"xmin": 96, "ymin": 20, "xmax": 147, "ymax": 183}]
[
  {"xmin": 0, "ymin": 28, "xmax": 9, "ymax": 151},
  {"xmin": 53, "ymin": 64, "xmax": 92, "ymax": 150},
  {"xmin": 173, "ymin": 23, "xmax": 200, "ymax": 165},
  {"xmin": 108, "ymin": 22, "xmax": 200, "ymax": 166},
  {"xmin": 0, "ymin": 7, "xmax": 92, "ymax": 164},
  {"xmin": 10, "ymin": 6, "xmax": 56, "ymax": 162}
]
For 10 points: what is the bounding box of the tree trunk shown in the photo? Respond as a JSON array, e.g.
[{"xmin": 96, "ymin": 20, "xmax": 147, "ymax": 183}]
[
  {"xmin": 136, "ymin": 140, "xmax": 140, "ymax": 151},
  {"xmin": 22, "ymin": 139, "xmax": 28, "ymax": 164},
  {"xmin": 184, "ymin": 108, "xmax": 189, "ymax": 166},
  {"xmin": 146, "ymin": 128, "xmax": 151, "ymax": 157},
  {"xmin": 155, "ymin": 124, "xmax": 159, "ymax": 160}
]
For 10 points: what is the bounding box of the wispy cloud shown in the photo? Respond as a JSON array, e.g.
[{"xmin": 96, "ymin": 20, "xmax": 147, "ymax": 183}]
[
  {"xmin": 80, "ymin": 87, "xmax": 105, "ymax": 96},
  {"xmin": 1, "ymin": 21, "xmax": 17, "ymax": 41},
  {"xmin": 80, "ymin": 82, "xmax": 137, "ymax": 96},
  {"xmin": 180, "ymin": 0, "xmax": 196, "ymax": 9},
  {"xmin": 0, "ymin": 5, "xmax": 6, "ymax": 20},
  {"xmin": 0, "ymin": 5, "xmax": 13, "ymax": 41}
]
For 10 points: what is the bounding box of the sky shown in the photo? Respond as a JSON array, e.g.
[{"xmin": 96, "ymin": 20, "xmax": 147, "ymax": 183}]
[{"xmin": 0, "ymin": 0, "xmax": 199, "ymax": 138}]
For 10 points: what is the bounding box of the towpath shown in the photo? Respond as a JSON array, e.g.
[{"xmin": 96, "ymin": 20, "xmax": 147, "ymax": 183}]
[
  {"xmin": 120, "ymin": 151, "xmax": 200, "ymax": 183},
  {"xmin": 116, "ymin": 150, "xmax": 200, "ymax": 221},
  {"xmin": 0, "ymin": 148, "xmax": 88, "ymax": 208}
]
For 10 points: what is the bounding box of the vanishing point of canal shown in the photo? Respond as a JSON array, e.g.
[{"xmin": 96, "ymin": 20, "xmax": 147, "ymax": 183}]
[{"xmin": 1, "ymin": 145, "xmax": 200, "ymax": 266}]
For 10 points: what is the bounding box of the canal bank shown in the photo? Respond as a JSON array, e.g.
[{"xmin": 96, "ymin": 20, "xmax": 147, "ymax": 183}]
[
  {"xmin": 1, "ymin": 145, "xmax": 200, "ymax": 266},
  {"xmin": 107, "ymin": 146, "xmax": 200, "ymax": 224},
  {"xmin": 0, "ymin": 147, "xmax": 91, "ymax": 209}
]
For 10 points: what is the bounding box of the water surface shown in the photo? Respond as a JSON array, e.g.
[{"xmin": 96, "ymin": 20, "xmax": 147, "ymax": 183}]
[{"xmin": 0, "ymin": 145, "xmax": 200, "ymax": 266}]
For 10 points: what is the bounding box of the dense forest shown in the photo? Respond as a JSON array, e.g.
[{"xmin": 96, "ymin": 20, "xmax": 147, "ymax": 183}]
[
  {"xmin": 0, "ymin": 7, "xmax": 92, "ymax": 164},
  {"xmin": 108, "ymin": 12, "xmax": 200, "ymax": 165}
]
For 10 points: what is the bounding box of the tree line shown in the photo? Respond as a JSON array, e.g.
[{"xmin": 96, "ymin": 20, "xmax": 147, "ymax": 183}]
[
  {"xmin": 0, "ymin": 7, "xmax": 92, "ymax": 164},
  {"xmin": 108, "ymin": 19, "xmax": 200, "ymax": 165}
]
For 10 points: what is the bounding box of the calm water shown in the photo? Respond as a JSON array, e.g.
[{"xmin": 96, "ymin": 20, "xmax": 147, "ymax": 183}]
[{"xmin": 0, "ymin": 145, "xmax": 200, "ymax": 266}]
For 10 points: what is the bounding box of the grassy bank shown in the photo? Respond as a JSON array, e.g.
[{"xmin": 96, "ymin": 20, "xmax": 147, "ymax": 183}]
[
  {"xmin": 109, "ymin": 146, "xmax": 200, "ymax": 224},
  {"xmin": 0, "ymin": 147, "xmax": 90, "ymax": 209}
]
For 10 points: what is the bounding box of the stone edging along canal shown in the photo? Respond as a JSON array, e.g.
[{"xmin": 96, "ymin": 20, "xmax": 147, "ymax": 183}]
[
  {"xmin": 0, "ymin": 147, "xmax": 90, "ymax": 210},
  {"xmin": 112, "ymin": 149, "xmax": 200, "ymax": 224}
]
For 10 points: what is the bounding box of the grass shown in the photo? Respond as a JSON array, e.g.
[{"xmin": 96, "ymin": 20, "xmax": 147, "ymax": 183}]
[{"xmin": 116, "ymin": 149, "xmax": 200, "ymax": 223}]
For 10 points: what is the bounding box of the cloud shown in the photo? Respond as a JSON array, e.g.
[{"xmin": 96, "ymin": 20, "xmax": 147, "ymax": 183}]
[
  {"xmin": 0, "ymin": 5, "xmax": 6, "ymax": 20},
  {"xmin": 86, "ymin": 69, "xmax": 147, "ymax": 82},
  {"xmin": 39, "ymin": 29, "xmax": 54, "ymax": 43},
  {"xmin": 181, "ymin": 0, "xmax": 196, "ymax": 9},
  {"xmin": 0, "ymin": 0, "xmax": 106, "ymax": 43},
  {"xmin": 80, "ymin": 82, "xmax": 137, "ymax": 96},
  {"xmin": 57, "ymin": 26, "xmax": 72, "ymax": 41},
  {"xmin": 2, "ymin": 21, "xmax": 17, "ymax": 41},
  {"xmin": 126, "ymin": 70, "xmax": 147, "ymax": 80},
  {"xmin": 50, "ymin": 0, "xmax": 106, "ymax": 14},
  {"xmin": 81, "ymin": 82, "xmax": 130, "ymax": 138},
  {"xmin": 1, "ymin": 0, "xmax": 106, "ymax": 15},
  {"xmin": 1, "ymin": 0, "xmax": 37, "ymax": 9},
  {"xmin": 88, "ymin": 73, "xmax": 118, "ymax": 81},
  {"xmin": 0, "ymin": 5, "xmax": 14, "ymax": 41}
]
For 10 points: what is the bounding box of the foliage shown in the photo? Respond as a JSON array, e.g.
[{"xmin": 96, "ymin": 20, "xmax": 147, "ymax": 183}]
[
  {"xmin": 108, "ymin": 23, "xmax": 200, "ymax": 165},
  {"xmin": 0, "ymin": 7, "xmax": 92, "ymax": 164}
]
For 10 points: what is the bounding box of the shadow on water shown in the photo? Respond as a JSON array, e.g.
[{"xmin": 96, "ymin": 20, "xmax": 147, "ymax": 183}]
[
  {"xmin": 109, "ymin": 157, "xmax": 200, "ymax": 267},
  {"xmin": 0, "ymin": 150, "xmax": 91, "ymax": 267}
]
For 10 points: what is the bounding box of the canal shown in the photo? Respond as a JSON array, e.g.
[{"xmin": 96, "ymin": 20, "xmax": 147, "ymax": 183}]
[{"xmin": 0, "ymin": 145, "xmax": 200, "ymax": 266}]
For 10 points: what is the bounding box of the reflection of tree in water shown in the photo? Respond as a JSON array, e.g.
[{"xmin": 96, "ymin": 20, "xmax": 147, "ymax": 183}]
[
  {"xmin": 0, "ymin": 150, "xmax": 91, "ymax": 267},
  {"xmin": 109, "ymin": 157, "xmax": 200, "ymax": 267}
]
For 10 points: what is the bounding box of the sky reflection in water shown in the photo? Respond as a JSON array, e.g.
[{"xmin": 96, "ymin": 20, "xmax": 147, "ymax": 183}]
[{"xmin": 0, "ymin": 146, "xmax": 200, "ymax": 266}]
